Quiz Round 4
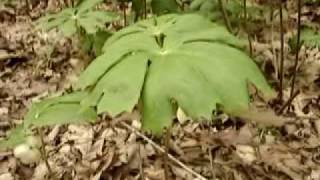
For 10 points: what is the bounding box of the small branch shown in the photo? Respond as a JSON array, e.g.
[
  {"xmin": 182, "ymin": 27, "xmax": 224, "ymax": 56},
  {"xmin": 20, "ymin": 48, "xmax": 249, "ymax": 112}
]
[
  {"xmin": 119, "ymin": 122, "xmax": 207, "ymax": 180},
  {"xmin": 289, "ymin": 0, "xmax": 302, "ymax": 108},
  {"xmin": 218, "ymin": 0, "xmax": 232, "ymax": 33},
  {"xmin": 278, "ymin": 1, "xmax": 285, "ymax": 101}
]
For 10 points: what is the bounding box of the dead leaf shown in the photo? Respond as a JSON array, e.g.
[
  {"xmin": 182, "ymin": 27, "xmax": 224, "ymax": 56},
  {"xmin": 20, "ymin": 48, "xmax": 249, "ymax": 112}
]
[{"xmin": 235, "ymin": 145, "xmax": 256, "ymax": 164}]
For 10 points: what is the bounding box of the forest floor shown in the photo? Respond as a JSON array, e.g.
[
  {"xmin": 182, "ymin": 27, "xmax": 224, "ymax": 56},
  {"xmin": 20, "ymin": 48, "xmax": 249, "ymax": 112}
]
[{"xmin": 0, "ymin": 1, "xmax": 320, "ymax": 180}]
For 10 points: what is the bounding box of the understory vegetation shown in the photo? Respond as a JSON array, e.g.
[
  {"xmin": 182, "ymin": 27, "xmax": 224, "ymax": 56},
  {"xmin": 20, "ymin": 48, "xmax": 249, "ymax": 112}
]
[{"xmin": 0, "ymin": 0, "xmax": 320, "ymax": 179}]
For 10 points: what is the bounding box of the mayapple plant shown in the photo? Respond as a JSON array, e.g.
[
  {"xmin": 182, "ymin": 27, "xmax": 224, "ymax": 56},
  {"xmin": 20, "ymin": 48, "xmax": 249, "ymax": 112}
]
[
  {"xmin": 189, "ymin": 0, "xmax": 265, "ymax": 28},
  {"xmin": 35, "ymin": 0, "xmax": 118, "ymax": 55},
  {"xmin": 35, "ymin": 0, "xmax": 118, "ymax": 36},
  {"xmin": 1, "ymin": 13, "xmax": 274, "ymax": 152},
  {"xmin": 76, "ymin": 14, "xmax": 274, "ymax": 134}
]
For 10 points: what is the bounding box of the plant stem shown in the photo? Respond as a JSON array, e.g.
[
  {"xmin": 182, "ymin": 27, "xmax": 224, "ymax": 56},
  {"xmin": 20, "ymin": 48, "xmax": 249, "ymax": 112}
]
[
  {"xmin": 279, "ymin": 1, "xmax": 285, "ymax": 101},
  {"xmin": 138, "ymin": 144, "xmax": 145, "ymax": 180},
  {"xmin": 208, "ymin": 147, "xmax": 216, "ymax": 179},
  {"xmin": 218, "ymin": 0, "xmax": 232, "ymax": 33},
  {"xmin": 288, "ymin": 0, "xmax": 302, "ymax": 110},
  {"xmin": 243, "ymin": 0, "xmax": 252, "ymax": 56},
  {"xmin": 277, "ymin": 90, "xmax": 300, "ymax": 114},
  {"xmin": 71, "ymin": 0, "xmax": 75, "ymax": 7},
  {"xmin": 144, "ymin": 0, "xmax": 147, "ymax": 19},
  {"xmin": 121, "ymin": 3, "xmax": 127, "ymax": 26},
  {"xmin": 37, "ymin": 128, "xmax": 53, "ymax": 178},
  {"xmin": 25, "ymin": 0, "xmax": 31, "ymax": 17},
  {"xmin": 181, "ymin": 1, "xmax": 185, "ymax": 11},
  {"xmin": 163, "ymin": 127, "xmax": 171, "ymax": 180},
  {"xmin": 270, "ymin": 3, "xmax": 279, "ymax": 79}
]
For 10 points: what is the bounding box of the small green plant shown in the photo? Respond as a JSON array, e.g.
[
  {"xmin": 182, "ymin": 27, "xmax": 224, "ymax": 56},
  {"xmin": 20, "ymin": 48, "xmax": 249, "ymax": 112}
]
[
  {"xmin": 77, "ymin": 14, "xmax": 274, "ymax": 134},
  {"xmin": 119, "ymin": 0, "xmax": 179, "ymax": 22},
  {"xmin": 0, "ymin": 92, "xmax": 97, "ymax": 151},
  {"xmin": 289, "ymin": 27, "xmax": 320, "ymax": 50},
  {"xmin": 189, "ymin": 0, "xmax": 264, "ymax": 27},
  {"xmin": 300, "ymin": 27, "xmax": 320, "ymax": 48},
  {"xmin": 1, "ymin": 14, "xmax": 274, "ymax": 151},
  {"xmin": 35, "ymin": 0, "xmax": 118, "ymax": 37}
]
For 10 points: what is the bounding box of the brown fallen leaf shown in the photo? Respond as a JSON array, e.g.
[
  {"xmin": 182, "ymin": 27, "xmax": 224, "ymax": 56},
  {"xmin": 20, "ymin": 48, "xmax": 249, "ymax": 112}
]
[{"xmin": 235, "ymin": 145, "xmax": 256, "ymax": 164}]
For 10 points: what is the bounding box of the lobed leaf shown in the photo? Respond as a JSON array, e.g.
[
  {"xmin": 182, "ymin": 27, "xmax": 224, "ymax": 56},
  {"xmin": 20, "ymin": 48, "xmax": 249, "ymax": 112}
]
[
  {"xmin": 35, "ymin": 8, "xmax": 75, "ymax": 32},
  {"xmin": 77, "ymin": 14, "xmax": 274, "ymax": 135},
  {"xmin": 35, "ymin": 0, "xmax": 117, "ymax": 37},
  {"xmin": 24, "ymin": 92, "xmax": 97, "ymax": 128}
]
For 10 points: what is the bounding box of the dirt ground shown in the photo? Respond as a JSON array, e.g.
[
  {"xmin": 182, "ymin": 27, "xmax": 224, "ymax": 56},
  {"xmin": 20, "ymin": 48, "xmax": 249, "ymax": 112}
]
[{"xmin": 0, "ymin": 1, "xmax": 320, "ymax": 180}]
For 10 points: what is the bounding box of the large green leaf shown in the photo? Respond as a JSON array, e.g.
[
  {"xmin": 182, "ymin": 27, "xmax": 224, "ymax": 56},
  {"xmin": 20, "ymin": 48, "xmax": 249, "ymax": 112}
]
[
  {"xmin": 77, "ymin": 14, "xmax": 274, "ymax": 135},
  {"xmin": 24, "ymin": 92, "xmax": 97, "ymax": 128},
  {"xmin": 35, "ymin": 0, "xmax": 118, "ymax": 37},
  {"xmin": 0, "ymin": 93, "xmax": 97, "ymax": 151}
]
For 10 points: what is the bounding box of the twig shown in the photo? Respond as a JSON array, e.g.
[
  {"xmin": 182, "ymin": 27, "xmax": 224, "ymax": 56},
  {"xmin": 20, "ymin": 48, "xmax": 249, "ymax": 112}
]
[
  {"xmin": 119, "ymin": 122, "xmax": 207, "ymax": 180},
  {"xmin": 289, "ymin": 0, "xmax": 302, "ymax": 110},
  {"xmin": 218, "ymin": 0, "xmax": 232, "ymax": 33},
  {"xmin": 163, "ymin": 128, "xmax": 171, "ymax": 180},
  {"xmin": 279, "ymin": 1, "xmax": 285, "ymax": 101}
]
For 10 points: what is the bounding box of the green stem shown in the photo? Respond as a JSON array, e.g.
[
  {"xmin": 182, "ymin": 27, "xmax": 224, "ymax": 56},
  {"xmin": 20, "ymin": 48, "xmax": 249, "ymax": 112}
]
[
  {"xmin": 144, "ymin": 0, "xmax": 147, "ymax": 19},
  {"xmin": 121, "ymin": 2, "xmax": 127, "ymax": 26},
  {"xmin": 163, "ymin": 127, "xmax": 171, "ymax": 180},
  {"xmin": 37, "ymin": 128, "xmax": 53, "ymax": 178}
]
